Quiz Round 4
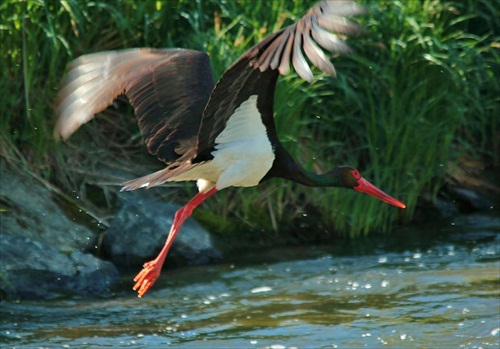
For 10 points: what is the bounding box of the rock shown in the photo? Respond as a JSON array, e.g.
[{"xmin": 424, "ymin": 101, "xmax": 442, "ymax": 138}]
[
  {"xmin": 0, "ymin": 161, "xmax": 120, "ymax": 299},
  {"xmin": 0, "ymin": 161, "xmax": 96, "ymax": 252},
  {"xmin": 103, "ymin": 197, "xmax": 222, "ymax": 270},
  {"xmin": 0, "ymin": 232, "xmax": 119, "ymax": 300},
  {"xmin": 447, "ymin": 186, "xmax": 494, "ymax": 211},
  {"xmin": 445, "ymin": 158, "xmax": 500, "ymax": 212}
]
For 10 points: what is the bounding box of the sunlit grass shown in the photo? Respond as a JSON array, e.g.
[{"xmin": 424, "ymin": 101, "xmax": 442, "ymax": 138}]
[{"xmin": 1, "ymin": 0, "xmax": 498, "ymax": 238}]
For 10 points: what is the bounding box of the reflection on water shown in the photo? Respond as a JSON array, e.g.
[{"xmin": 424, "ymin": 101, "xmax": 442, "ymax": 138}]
[{"xmin": 1, "ymin": 214, "xmax": 499, "ymax": 348}]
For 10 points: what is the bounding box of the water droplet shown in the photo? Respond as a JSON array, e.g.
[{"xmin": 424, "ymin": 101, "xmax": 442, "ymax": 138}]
[
  {"xmin": 251, "ymin": 286, "xmax": 272, "ymax": 294},
  {"xmin": 269, "ymin": 345, "xmax": 285, "ymax": 349}
]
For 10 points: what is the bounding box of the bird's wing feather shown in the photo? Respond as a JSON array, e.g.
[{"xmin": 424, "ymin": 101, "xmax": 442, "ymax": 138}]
[
  {"xmin": 195, "ymin": 0, "xmax": 364, "ymax": 159},
  {"xmin": 55, "ymin": 48, "xmax": 215, "ymax": 165}
]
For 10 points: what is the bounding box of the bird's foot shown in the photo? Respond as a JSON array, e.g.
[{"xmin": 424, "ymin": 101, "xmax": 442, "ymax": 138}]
[{"xmin": 133, "ymin": 260, "xmax": 162, "ymax": 298}]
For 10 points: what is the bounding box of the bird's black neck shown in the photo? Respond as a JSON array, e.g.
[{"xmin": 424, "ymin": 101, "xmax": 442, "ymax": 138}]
[{"xmin": 262, "ymin": 146, "xmax": 344, "ymax": 188}]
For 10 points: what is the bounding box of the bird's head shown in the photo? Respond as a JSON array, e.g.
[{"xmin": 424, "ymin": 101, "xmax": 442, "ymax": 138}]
[{"xmin": 326, "ymin": 166, "xmax": 406, "ymax": 209}]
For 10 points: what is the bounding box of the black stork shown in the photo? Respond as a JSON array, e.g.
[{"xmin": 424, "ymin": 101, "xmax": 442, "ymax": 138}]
[{"xmin": 55, "ymin": 0, "xmax": 405, "ymax": 298}]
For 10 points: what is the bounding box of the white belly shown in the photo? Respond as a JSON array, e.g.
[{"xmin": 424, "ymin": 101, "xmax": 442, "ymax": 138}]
[{"xmin": 168, "ymin": 95, "xmax": 275, "ymax": 193}]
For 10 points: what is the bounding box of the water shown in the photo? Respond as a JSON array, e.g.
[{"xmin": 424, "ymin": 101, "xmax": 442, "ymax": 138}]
[{"xmin": 1, "ymin": 214, "xmax": 499, "ymax": 348}]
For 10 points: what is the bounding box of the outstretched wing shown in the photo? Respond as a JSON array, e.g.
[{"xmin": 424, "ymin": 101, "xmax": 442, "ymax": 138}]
[
  {"xmin": 194, "ymin": 0, "xmax": 365, "ymax": 160},
  {"xmin": 55, "ymin": 48, "xmax": 215, "ymax": 165}
]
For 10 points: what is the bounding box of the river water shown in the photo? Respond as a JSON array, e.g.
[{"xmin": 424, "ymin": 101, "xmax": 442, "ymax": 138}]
[{"xmin": 1, "ymin": 213, "xmax": 499, "ymax": 348}]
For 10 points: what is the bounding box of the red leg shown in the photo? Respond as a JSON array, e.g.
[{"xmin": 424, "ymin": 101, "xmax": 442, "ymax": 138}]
[{"xmin": 133, "ymin": 187, "xmax": 217, "ymax": 298}]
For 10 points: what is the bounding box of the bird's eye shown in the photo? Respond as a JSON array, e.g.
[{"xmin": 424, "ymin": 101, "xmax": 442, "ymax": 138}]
[{"xmin": 351, "ymin": 169, "xmax": 361, "ymax": 180}]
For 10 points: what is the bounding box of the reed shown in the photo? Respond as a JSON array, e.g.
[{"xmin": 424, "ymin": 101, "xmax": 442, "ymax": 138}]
[{"xmin": 1, "ymin": 0, "xmax": 497, "ymax": 238}]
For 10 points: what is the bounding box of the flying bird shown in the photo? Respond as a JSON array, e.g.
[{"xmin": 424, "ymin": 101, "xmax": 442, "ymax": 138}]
[{"xmin": 55, "ymin": 0, "xmax": 405, "ymax": 298}]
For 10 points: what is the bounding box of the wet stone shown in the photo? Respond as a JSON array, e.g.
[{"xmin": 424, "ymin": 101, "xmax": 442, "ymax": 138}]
[
  {"xmin": 0, "ymin": 160, "xmax": 119, "ymax": 300},
  {"xmin": 103, "ymin": 197, "xmax": 222, "ymax": 270},
  {"xmin": 0, "ymin": 233, "xmax": 119, "ymax": 300}
]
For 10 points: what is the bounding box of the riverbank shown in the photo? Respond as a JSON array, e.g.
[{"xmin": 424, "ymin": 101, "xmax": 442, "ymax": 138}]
[{"xmin": 1, "ymin": 155, "xmax": 497, "ymax": 300}]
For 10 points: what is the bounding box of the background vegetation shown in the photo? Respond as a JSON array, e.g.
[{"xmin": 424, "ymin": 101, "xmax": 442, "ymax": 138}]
[{"xmin": 1, "ymin": 0, "xmax": 498, "ymax": 239}]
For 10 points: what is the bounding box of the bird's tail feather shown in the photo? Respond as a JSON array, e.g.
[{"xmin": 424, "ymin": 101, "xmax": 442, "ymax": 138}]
[
  {"xmin": 120, "ymin": 168, "xmax": 172, "ymax": 191},
  {"xmin": 120, "ymin": 162, "xmax": 201, "ymax": 191}
]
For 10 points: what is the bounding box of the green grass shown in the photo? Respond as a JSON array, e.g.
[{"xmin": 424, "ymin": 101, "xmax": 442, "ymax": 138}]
[{"xmin": 1, "ymin": 0, "xmax": 498, "ymax": 238}]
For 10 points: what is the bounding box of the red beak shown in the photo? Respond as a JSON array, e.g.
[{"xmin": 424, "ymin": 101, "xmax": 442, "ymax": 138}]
[{"xmin": 354, "ymin": 178, "xmax": 406, "ymax": 208}]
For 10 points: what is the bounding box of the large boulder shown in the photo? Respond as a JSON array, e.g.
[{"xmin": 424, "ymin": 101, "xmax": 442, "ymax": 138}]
[
  {"xmin": 0, "ymin": 161, "xmax": 119, "ymax": 299},
  {"xmin": 103, "ymin": 196, "xmax": 222, "ymax": 269},
  {"xmin": 0, "ymin": 162, "xmax": 96, "ymax": 252}
]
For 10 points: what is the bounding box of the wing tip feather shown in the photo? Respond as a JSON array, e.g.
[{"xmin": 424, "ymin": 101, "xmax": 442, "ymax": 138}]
[{"xmin": 249, "ymin": 0, "xmax": 365, "ymax": 82}]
